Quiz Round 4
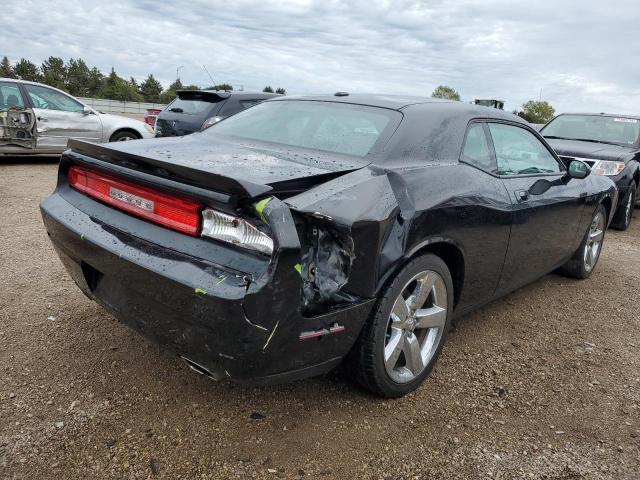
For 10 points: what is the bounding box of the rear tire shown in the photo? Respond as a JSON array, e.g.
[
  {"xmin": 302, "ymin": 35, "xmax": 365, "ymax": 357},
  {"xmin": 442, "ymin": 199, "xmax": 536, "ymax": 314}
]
[
  {"xmin": 347, "ymin": 254, "xmax": 453, "ymax": 398},
  {"xmin": 611, "ymin": 181, "xmax": 635, "ymax": 231},
  {"xmin": 559, "ymin": 204, "xmax": 607, "ymax": 279}
]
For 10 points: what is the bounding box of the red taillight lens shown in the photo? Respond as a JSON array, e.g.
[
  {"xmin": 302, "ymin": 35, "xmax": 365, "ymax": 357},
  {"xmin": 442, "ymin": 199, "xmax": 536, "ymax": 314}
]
[{"xmin": 68, "ymin": 166, "xmax": 203, "ymax": 235}]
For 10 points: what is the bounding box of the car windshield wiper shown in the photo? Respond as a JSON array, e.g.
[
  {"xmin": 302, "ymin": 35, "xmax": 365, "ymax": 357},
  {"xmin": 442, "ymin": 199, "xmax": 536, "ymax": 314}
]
[
  {"xmin": 543, "ymin": 135, "xmax": 571, "ymax": 140},
  {"xmin": 517, "ymin": 167, "xmax": 554, "ymax": 174},
  {"xmin": 571, "ymin": 138, "xmax": 622, "ymax": 147}
]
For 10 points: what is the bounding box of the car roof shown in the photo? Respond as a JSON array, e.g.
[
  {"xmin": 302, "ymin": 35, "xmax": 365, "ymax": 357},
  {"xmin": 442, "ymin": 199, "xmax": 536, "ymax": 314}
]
[
  {"xmin": 269, "ymin": 93, "xmax": 526, "ymax": 122},
  {"xmin": 269, "ymin": 93, "xmax": 452, "ymax": 110},
  {"xmin": 0, "ymin": 77, "xmax": 50, "ymax": 88},
  {"xmin": 555, "ymin": 112, "xmax": 640, "ymax": 120}
]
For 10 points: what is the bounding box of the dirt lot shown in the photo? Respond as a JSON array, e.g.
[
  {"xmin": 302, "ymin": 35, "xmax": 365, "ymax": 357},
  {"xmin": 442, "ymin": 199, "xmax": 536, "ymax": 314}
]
[{"xmin": 1, "ymin": 158, "xmax": 639, "ymax": 480}]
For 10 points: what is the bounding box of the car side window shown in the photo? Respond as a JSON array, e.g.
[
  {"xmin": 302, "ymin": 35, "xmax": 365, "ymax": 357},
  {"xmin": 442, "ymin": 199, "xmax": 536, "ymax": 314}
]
[
  {"xmin": 488, "ymin": 123, "xmax": 561, "ymax": 175},
  {"xmin": 461, "ymin": 123, "xmax": 496, "ymax": 173},
  {"xmin": 24, "ymin": 84, "xmax": 84, "ymax": 113},
  {"xmin": 0, "ymin": 82, "xmax": 26, "ymax": 111}
]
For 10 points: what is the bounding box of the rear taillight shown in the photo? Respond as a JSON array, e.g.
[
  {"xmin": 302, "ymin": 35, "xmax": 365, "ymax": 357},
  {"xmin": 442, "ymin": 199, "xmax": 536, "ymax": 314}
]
[
  {"xmin": 201, "ymin": 116, "xmax": 223, "ymax": 130},
  {"xmin": 68, "ymin": 166, "xmax": 203, "ymax": 235}
]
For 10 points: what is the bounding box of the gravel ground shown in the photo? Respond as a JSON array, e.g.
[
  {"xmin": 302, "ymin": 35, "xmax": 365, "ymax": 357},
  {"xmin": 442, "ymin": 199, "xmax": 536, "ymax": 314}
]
[{"xmin": 1, "ymin": 158, "xmax": 639, "ymax": 480}]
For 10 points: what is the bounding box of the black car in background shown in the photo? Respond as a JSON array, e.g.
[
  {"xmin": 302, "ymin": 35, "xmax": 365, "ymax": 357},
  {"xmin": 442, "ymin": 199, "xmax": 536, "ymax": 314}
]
[
  {"xmin": 41, "ymin": 95, "xmax": 617, "ymax": 397},
  {"xmin": 542, "ymin": 113, "xmax": 640, "ymax": 230},
  {"xmin": 155, "ymin": 90, "xmax": 278, "ymax": 137}
]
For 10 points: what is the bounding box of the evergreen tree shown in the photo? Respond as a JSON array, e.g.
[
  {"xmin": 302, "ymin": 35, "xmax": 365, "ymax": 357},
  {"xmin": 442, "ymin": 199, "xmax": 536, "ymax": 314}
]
[
  {"xmin": 86, "ymin": 67, "xmax": 103, "ymax": 97},
  {"xmin": 14, "ymin": 58, "xmax": 41, "ymax": 82},
  {"xmin": 66, "ymin": 58, "xmax": 91, "ymax": 96},
  {"xmin": 41, "ymin": 56, "xmax": 67, "ymax": 90},
  {"xmin": 139, "ymin": 74, "xmax": 163, "ymax": 103},
  {"xmin": 0, "ymin": 56, "xmax": 16, "ymax": 78}
]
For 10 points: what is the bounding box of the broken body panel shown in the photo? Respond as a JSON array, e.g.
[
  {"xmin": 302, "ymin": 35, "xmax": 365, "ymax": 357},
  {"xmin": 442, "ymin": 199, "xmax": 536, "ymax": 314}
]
[
  {"xmin": 0, "ymin": 107, "xmax": 36, "ymax": 151},
  {"xmin": 40, "ymin": 96, "xmax": 617, "ymax": 384}
]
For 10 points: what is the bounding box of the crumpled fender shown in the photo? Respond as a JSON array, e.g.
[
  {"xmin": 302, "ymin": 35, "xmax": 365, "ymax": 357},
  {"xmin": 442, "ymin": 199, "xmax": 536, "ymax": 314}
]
[{"xmin": 286, "ymin": 167, "xmax": 416, "ymax": 299}]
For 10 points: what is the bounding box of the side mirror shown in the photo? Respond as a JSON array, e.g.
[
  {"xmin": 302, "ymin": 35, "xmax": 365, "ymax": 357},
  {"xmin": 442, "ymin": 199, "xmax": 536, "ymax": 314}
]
[
  {"xmin": 82, "ymin": 106, "xmax": 94, "ymax": 115},
  {"xmin": 565, "ymin": 159, "xmax": 590, "ymax": 180}
]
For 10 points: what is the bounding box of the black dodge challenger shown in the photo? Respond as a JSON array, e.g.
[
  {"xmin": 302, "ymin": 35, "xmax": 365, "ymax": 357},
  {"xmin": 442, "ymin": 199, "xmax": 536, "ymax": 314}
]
[
  {"xmin": 542, "ymin": 113, "xmax": 640, "ymax": 231},
  {"xmin": 40, "ymin": 94, "xmax": 617, "ymax": 397}
]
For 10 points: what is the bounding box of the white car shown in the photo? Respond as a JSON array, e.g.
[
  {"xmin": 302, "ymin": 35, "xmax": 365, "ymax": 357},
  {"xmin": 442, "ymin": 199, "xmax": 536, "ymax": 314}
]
[{"xmin": 0, "ymin": 78, "xmax": 154, "ymax": 155}]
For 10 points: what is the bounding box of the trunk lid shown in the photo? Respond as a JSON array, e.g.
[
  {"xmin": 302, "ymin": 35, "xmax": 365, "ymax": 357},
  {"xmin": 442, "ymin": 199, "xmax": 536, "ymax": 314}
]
[{"xmin": 67, "ymin": 135, "xmax": 364, "ymax": 200}]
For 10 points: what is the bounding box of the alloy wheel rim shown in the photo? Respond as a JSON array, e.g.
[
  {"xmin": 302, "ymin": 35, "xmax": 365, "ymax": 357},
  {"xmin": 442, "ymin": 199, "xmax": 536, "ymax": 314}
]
[
  {"xmin": 584, "ymin": 212, "xmax": 605, "ymax": 272},
  {"xmin": 117, "ymin": 136, "xmax": 135, "ymax": 141},
  {"xmin": 384, "ymin": 270, "xmax": 447, "ymax": 384}
]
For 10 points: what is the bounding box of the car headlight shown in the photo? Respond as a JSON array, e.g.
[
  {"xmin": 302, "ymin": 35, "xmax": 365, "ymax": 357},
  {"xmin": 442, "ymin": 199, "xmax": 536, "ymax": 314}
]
[
  {"xmin": 201, "ymin": 208, "xmax": 273, "ymax": 255},
  {"xmin": 592, "ymin": 160, "xmax": 625, "ymax": 176}
]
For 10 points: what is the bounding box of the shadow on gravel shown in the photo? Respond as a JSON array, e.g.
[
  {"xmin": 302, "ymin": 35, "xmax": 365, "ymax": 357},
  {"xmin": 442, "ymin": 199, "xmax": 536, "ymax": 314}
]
[{"xmin": 1, "ymin": 155, "xmax": 61, "ymax": 165}]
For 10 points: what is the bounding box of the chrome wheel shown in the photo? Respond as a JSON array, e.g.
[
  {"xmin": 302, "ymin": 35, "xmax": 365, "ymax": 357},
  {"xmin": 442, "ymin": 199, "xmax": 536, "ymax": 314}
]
[
  {"xmin": 584, "ymin": 212, "xmax": 605, "ymax": 272},
  {"xmin": 384, "ymin": 270, "xmax": 447, "ymax": 384},
  {"xmin": 116, "ymin": 135, "xmax": 135, "ymax": 141}
]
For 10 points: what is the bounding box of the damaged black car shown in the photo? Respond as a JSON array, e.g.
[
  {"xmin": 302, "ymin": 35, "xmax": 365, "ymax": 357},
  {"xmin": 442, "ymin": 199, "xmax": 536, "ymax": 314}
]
[{"xmin": 40, "ymin": 94, "xmax": 617, "ymax": 397}]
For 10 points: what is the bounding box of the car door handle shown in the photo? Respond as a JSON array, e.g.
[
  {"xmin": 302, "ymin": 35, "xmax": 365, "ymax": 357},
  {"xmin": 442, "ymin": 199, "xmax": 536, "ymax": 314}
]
[
  {"xmin": 37, "ymin": 116, "xmax": 48, "ymax": 122},
  {"xmin": 515, "ymin": 190, "xmax": 529, "ymax": 202}
]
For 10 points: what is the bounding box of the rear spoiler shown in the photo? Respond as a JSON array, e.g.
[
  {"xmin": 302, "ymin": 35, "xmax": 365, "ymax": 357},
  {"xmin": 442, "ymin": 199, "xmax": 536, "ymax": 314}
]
[
  {"xmin": 176, "ymin": 90, "xmax": 231, "ymax": 101},
  {"xmin": 66, "ymin": 139, "xmax": 273, "ymax": 201}
]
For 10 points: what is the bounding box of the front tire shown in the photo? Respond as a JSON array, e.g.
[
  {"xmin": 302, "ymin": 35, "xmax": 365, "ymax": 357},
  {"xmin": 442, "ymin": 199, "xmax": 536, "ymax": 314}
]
[
  {"xmin": 348, "ymin": 254, "xmax": 453, "ymax": 398},
  {"xmin": 109, "ymin": 130, "xmax": 139, "ymax": 142},
  {"xmin": 559, "ymin": 204, "xmax": 607, "ymax": 279},
  {"xmin": 611, "ymin": 181, "xmax": 635, "ymax": 230}
]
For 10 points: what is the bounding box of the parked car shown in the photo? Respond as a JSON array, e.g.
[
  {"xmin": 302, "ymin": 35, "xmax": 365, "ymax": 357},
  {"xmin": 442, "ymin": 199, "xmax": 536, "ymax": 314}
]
[
  {"xmin": 0, "ymin": 78, "xmax": 154, "ymax": 155},
  {"xmin": 154, "ymin": 90, "xmax": 279, "ymax": 137},
  {"xmin": 40, "ymin": 94, "xmax": 617, "ymax": 397},
  {"xmin": 143, "ymin": 108, "xmax": 162, "ymax": 128},
  {"xmin": 542, "ymin": 113, "xmax": 640, "ymax": 230}
]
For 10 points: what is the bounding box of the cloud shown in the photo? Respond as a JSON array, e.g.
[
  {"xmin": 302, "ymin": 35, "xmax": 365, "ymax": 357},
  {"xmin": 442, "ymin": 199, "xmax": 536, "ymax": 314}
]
[{"xmin": 3, "ymin": 0, "xmax": 640, "ymax": 113}]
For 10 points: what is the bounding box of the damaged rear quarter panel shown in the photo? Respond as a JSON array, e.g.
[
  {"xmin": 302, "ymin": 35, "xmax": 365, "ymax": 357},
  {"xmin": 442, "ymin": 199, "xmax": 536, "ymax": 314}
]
[{"xmin": 286, "ymin": 152, "xmax": 513, "ymax": 314}]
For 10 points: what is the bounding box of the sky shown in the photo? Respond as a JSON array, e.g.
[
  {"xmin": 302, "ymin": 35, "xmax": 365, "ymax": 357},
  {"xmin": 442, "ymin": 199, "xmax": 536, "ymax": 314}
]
[{"xmin": 3, "ymin": 0, "xmax": 640, "ymax": 114}]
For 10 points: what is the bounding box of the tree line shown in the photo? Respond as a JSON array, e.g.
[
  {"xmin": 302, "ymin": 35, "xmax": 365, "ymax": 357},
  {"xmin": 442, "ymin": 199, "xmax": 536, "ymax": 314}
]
[
  {"xmin": 0, "ymin": 56, "xmax": 286, "ymax": 104},
  {"xmin": 431, "ymin": 84, "xmax": 556, "ymax": 124}
]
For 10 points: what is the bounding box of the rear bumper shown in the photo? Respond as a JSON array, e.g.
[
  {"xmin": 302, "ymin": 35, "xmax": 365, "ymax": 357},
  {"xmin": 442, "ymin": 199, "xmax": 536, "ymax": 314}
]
[{"xmin": 40, "ymin": 192, "xmax": 374, "ymax": 385}]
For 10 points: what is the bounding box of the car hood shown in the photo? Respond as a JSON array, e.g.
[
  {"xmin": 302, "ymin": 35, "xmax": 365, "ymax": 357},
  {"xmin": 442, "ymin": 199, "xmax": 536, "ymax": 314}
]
[
  {"xmin": 545, "ymin": 138, "xmax": 634, "ymax": 162},
  {"xmin": 67, "ymin": 134, "xmax": 366, "ymax": 199}
]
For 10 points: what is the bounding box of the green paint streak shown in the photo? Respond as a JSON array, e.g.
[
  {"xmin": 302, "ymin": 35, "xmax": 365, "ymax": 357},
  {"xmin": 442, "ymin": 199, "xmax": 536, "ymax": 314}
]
[{"xmin": 254, "ymin": 197, "xmax": 272, "ymax": 223}]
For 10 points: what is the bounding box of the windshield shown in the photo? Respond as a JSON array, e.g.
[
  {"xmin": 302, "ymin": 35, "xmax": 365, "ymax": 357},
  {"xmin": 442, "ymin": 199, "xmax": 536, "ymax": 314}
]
[
  {"xmin": 542, "ymin": 114, "xmax": 640, "ymax": 146},
  {"xmin": 204, "ymin": 100, "xmax": 401, "ymax": 157}
]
